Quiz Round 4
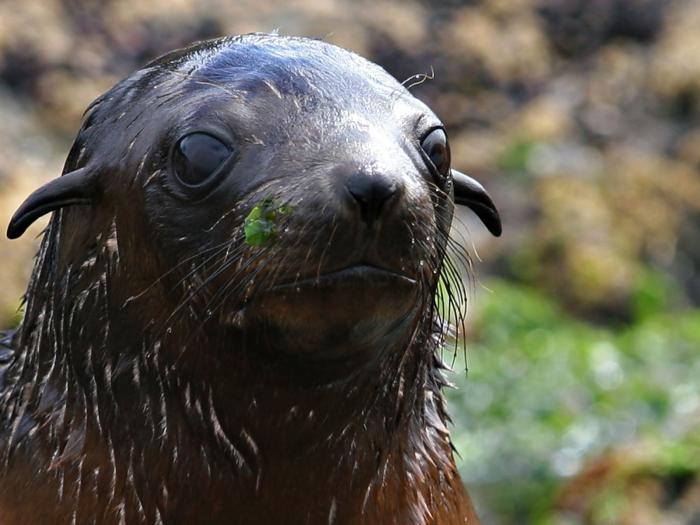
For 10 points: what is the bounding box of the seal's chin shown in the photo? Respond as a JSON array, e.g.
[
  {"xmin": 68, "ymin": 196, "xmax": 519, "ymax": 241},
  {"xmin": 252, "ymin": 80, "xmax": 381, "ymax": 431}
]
[{"xmin": 230, "ymin": 264, "xmax": 421, "ymax": 359}]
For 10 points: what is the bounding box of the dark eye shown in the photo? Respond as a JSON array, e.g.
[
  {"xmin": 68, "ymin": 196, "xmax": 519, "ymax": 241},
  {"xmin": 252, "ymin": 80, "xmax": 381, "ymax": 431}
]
[
  {"xmin": 172, "ymin": 133, "xmax": 232, "ymax": 186},
  {"xmin": 420, "ymin": 128, "xmax": 451, "ymax": 180}
]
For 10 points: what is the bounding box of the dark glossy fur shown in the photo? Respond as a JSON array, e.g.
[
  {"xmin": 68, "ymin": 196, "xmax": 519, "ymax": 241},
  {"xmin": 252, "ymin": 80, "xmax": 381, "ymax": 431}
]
[{"xmin": 0, "ymin": 35, "xmax": 483, "ymax": 524}]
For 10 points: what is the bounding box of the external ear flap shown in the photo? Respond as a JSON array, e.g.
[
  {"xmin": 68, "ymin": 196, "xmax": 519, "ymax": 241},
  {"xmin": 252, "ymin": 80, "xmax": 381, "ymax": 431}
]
[
  {"xmin": 7, "ymin": 167, "xmax": 97, "ymax": 239},
  {"xmin": 452, "ymin": 169, "xmax": 502, "ymax": 237}
]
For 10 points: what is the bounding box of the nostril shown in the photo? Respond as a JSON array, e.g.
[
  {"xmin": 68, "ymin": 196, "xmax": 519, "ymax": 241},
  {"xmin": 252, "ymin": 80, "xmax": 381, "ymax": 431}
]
[{"xmin": 345, "ymin": 172, "xmax": 398, "ymax": 225}]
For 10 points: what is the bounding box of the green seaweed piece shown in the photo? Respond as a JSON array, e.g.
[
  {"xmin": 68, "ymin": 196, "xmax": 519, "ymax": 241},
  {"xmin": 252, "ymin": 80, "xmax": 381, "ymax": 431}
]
[{"xmin": 244, "ymin": 198, "xmax": 290, "ymax": 246}]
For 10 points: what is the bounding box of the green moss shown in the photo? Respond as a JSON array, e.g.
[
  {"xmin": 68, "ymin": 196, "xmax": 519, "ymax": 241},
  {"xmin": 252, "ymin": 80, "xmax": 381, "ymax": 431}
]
[
  {"xmin": 498, "ymin": 138, "xmax": 538, "ymax": 175},
  {"xmin": 446, "ymin": 280, "xmax": 700, "ymax": 523},
  {"xmin": 631, "ymin": 269, "xmax": 680, "ymax": 321}
]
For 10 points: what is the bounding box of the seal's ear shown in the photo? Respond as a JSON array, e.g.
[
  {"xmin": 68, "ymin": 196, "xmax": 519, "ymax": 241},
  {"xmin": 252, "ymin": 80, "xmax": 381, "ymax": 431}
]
[
  {"xmin": 7, "ymin": 167, "xmax": 98, "ymax": 239},
  {"xmin": 452, "ymin": 169, "xmax": 502, "ymax": 237}
]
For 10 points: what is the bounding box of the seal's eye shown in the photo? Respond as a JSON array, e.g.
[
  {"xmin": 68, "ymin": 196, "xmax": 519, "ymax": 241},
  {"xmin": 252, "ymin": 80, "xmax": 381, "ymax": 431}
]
[
  {"xmin": 420, "ymin": 128, "xmax": 451, "ymax": 180},
  {"xmin": 172, "ymin": 133, "xmax": 232, "ymax": 186}
]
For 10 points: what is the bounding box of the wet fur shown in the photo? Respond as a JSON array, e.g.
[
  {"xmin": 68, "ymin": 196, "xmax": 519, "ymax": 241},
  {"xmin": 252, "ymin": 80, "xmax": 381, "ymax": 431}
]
[{"xmin": 0, "ymin": 35, "xmax": 480, "ymax": 524}]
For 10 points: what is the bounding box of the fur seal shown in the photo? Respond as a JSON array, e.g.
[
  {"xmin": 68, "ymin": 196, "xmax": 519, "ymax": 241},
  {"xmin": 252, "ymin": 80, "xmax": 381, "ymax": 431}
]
[{"xmin": 1, "ymin": 34, "xmax": 500, "ymax": 524}]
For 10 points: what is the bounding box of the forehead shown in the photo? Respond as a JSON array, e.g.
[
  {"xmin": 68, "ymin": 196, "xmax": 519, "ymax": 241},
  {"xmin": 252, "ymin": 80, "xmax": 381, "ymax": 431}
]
[
  {"xmin": 155, "ymin": 35, "xmax": 433, "ymax": 127},
  {"xmin": 172, "ymin": 36, "xmax": 400, "ymax": 95}
]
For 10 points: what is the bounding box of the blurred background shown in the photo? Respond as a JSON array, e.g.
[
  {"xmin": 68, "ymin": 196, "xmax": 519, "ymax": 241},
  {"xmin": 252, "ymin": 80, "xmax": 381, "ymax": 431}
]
[{"xmin": 0, "ymin": 0, "xmax": 699, "ymax": 523}]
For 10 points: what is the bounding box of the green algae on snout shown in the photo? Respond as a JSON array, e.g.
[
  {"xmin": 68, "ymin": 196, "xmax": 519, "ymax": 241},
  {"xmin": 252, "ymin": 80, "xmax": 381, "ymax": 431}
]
[{"xmin": 244, "ymin": 198, "xmax": 291, "ymax": 246}]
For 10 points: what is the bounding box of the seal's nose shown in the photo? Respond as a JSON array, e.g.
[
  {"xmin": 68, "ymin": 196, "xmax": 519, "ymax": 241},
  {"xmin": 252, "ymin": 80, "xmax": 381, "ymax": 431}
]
[{"xmin": 345, "ymin": 172, "xmax": 398, "ymax": 225}]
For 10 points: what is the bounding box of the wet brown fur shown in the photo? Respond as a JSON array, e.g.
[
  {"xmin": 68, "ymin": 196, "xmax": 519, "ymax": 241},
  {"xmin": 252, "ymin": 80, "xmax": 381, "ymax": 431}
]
[{"xmin": 0, "ymin": 35, "xmax": 484, "ymax": 524}]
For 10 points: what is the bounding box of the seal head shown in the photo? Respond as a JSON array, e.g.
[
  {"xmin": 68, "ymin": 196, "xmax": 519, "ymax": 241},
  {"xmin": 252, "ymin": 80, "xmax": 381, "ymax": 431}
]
[
  {"xmin": 2, "ymin": 34, "xmax": 500, "ymax": 524},
  {"xmin": 8, "ymin": 35, "xmax": 500, "ymax": 362}
]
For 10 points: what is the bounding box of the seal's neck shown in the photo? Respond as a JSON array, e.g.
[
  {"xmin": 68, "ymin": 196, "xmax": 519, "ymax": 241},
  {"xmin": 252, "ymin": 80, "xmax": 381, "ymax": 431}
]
[
  {"xmin": 150, "ymin": 299, "xmax": 446, "ymax": 466},
  {"xmin": 8, "ymin": 223, "xmax": 475, "ymax": 524},
  {"xmin": 144, "ymin": 311, "xmax": 469, "ymax": 523}
]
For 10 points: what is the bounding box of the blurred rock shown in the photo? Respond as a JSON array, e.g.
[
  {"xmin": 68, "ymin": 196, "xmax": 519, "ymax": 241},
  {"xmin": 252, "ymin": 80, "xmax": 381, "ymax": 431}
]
[
  {"xmin": 538, "ymin": 0, "xmax": 669, "ymax": 57},
  {"xmin": 651, "ymin": 0, "xmax": 700, "ymax": 114}
]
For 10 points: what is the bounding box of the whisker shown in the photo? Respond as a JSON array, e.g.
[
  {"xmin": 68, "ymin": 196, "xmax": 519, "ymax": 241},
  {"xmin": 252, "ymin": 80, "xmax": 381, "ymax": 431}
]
[
  {"xmin": 122, "ymin": 240, "xmax": 233, "ymax": 307},
  {"xmin": 153, "ymin": 243, "xmax": 246, "ymax": 338}
]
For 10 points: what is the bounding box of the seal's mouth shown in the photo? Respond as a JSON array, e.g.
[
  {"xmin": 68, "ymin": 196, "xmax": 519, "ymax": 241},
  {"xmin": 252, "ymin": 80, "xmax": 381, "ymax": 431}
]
[
  {"xmin": 232, "ymin": 262, "xmax": 421, "ymax": 351},
  {"xmin": 268, "ymin": 263, "xmax": 417, "ymax": 293}
]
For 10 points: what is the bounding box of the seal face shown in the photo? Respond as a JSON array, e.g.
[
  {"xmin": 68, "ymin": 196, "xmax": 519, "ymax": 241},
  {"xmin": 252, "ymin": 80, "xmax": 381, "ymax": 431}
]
[
  {"xmin": 8, "ymin": 34, "xmax": 499, "ymax": 360},
  {"xmin": 2, "ymin": 34, "xmax": 500, "ymax": 524},
  {"xmin": 143, "ymin": 37, "xmax": 448, "ymax": 353}
]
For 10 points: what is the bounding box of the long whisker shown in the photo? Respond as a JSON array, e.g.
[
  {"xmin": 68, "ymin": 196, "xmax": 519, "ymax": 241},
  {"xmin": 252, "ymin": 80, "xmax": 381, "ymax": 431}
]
[
  {"xmin": 153, "ymin": 241, "xmax": 249, "ymax": 337},
  {"xmin": 122, "ymin": 239, "xmax": 233, "ymax": 307},
  {"xmin": 162, "ymin": 254, "xmax": 237, "ymax": 329},
  {"xmin": 419, "ymin": 181, "xmax": 476, "ymax": 368},
  {"xmin": 170, "ymin": 250, "xmax": 278, "ymax": 361}
]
